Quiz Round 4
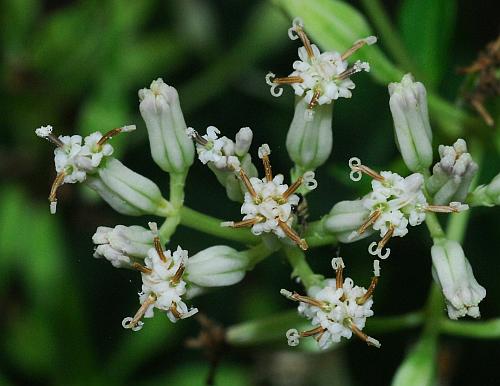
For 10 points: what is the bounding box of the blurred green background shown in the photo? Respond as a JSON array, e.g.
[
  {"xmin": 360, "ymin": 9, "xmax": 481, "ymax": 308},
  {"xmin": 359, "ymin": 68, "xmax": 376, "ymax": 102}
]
[{"xmin": 1, "ymin": 0, "xmax": 499, "ymax": 385}]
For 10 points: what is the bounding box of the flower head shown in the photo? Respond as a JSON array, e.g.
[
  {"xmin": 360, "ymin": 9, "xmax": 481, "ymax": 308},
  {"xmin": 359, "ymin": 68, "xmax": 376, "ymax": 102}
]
[
  {"xmin": 122, "ymin": 223, "xmax": 198, "ymax": 331},
  {"xmin": 266, "ymin": 18, "xmax": 376, "ymax": 110},
  {"xmin": 222, "ymin": 144, "xmax": 317, "ymax": 250},
  {"xmin": 348, "ymin": 157, "xmax": 469, "ymax": 258},
  {"xmin": 35, "ymin": 124, "xmax": 135, "ymax": 214},
  {"xmin": 282, "ymin": 258, "xmax": 381, "ymax": 349}
]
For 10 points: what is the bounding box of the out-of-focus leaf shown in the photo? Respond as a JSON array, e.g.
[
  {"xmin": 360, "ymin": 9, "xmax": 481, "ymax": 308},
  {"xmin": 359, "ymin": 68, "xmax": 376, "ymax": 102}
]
[
  {"xmin": 398, "ymin": 0, "xmax": 457, "ymax": 87},
  {"xmin": 1, "ymin": 0, "xmax": 40, "ymax": 55},
  {"xmin": 273, "ymin": 0, "xmax": 403, "ymax": 84},
  {"xmin": 105, "ymin": 316, "xmax": 177, "ymax": 381},
  {"xmin": 138, "ymin": 363, "xmax": 250, "ymax": 386},
  {"xmin": 391, "ymin": 333, "xmax": 437, "ymax": 386}
]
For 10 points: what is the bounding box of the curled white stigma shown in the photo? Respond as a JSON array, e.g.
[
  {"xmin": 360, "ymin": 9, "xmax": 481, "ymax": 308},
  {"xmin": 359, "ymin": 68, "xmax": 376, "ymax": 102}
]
[
  {"xmin": 348, "ymin": 157, "xmax": 362, "ymax": 181},
  {"xmin": 331, "ymin": 257, "xmax": 345, "ymax": 270},
  {"xmin": 368, "ymin": 242, "xmax": 391, "ymax": 259},
  {"xmin": 220, "ymin": 221, "xmax": 235, "ymax": 228},
  {"xmin": 180, "ymin": 307, "xmax": 199, "ymax": 319},
  {"xmin": 280, "ymin": 289, "xmax": 294, "ymax": 300},
  {"xmin": 265, "ymin": 72, "xmax": 283, "ymax": 97},
  {"xmin": 373, "ymin": 260, "xmax": 381, "ymax": 277},
  {"xmin": 303, "ymin": 171, "xmax": 318, "ymax": 190},
  {"xmin": 286, "ymin": 328, "xmax": 300, "ymax": 347},
  {"xmin": 367, "ymin": 336, "xmax": 381, "ymax": 348},
  {"xmin": 258, "ymin": 144, "xmax": 271, "ymax": 159},
  {"xmin": 287, "ymin": 17, "xmax": 304, "ymax": 40},
  {"xmin": 121, "ymin": 317, "xmax": 144, "ymax": 332},
  {"xmin": 185, "ymin": 127, "xmax": 197, "ymax": 138},
  {"xmin": 35, "ymin": 125, "xmax": 53, "ymax": 138}
]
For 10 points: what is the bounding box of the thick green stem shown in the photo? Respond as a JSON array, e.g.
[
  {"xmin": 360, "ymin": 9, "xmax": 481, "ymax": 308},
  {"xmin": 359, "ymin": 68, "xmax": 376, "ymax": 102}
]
[
  {"xmin": 179, "ymin": 206, "xmax": 258, "ymax": 245},
  {"xmin": 282, "ymin": 246, "xmax": 323, "ymax": 289},
  {"xmin": 425, "ymin": 212, "xmax": 446, "ymax": 241},
  {"xmin": 367, "ymin": 312, "xmax": 424, "ymax": 334},
  {"xmin": 159, "ymin": 173, "xmax": 187, "ymax": 243},
  {"xmin": 240, "ymin": 242, "xmax": 280, "ymax": 269},
  {"xmin": 304, "ymin": 219, "xmax": 337, "ymax": 248},
  {"xmin": 360, "ymin": 0, "xmax": 418, "ymax": 75}
]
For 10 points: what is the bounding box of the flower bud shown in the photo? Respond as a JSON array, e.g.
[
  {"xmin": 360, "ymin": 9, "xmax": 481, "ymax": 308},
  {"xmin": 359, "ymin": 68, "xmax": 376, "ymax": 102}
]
[
  {"xmin": 286, "ymin": 97, "xmax": 333, "ymax": 170},
  {"xmin": 139, "ymin": 78, "xmax": 194, "ymax": 173},
  {"xmin": 86, "ymin": 158, "xmax": 168, "ymax": 216},
  {"xmin": 431, "ymin": 239, "xmax": 486, "ymax": 319},
  {"xmin": 323, "ymin": 199, "xmax": 374, "ymax": 243},
  {"xmin": 235, "ymin": 126, "xmax": 253, "ymax": 157},
  {"xmin": 427, "ymin": 139, "xmax": 478, "ymax": 204},
  {"xmin": 186, "ymin": 245, "xmax": 249, "ymax": 287},
  {"xmin": 388, "ymin": 74, "xmax": 433, "ymax": 172},
  {"xmin": 92, "ymin": 225, "xmax": 154, "ymax": 268},
  {"xmin": 467, "ymin": 172, "xmax": 500, "ymax": 207}
]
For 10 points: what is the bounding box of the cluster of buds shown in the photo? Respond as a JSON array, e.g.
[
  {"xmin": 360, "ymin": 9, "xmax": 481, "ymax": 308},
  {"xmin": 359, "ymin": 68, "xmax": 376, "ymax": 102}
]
[
  {"xmin": 187, "ymin": 126, "xmax": 258, "ymax": 201},
  {"xmin": 343, "ymin": 157, "xmax": 468, "ymax": 258},
  {"xmin": 266, "ymin": 18, "xmax": 376, "ymax": 113},
  {"xmin": 35, "ymin": 124, "xmax": 136, "ymax": 214},
  {"xmin": 427, "ymin": 139, "xmax": 478, "ymax": 205},
  {"xmin": 221, "ymin": 144, "xmax": 317, "ymax": 250},
  {"xmin": 282, "ymin": 257, "xmax": 381, "ymax": 349}
]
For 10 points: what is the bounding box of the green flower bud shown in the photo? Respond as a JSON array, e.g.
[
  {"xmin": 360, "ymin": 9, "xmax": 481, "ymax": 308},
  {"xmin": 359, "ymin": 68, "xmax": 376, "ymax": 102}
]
[
  {"xmin": 139, "ymin": 78, "xmax": 194, "ymax": 173},
  {"xmin": 86, "ymin": 158, "xmax": 168, "ymax": 216},
  {"xmin": 431, "ymin": 239, "xmax": 486, "ymax": 320},
  {"xmin": 286, "ymin": 97, "xmax": 333, "ymax": 170},
  {"xmin": 323, "ymin": 199, "xmax": 373, "ymax": 243},
  {"xmin": 467, "ymin": 172, "xmax": 500, "ymax": 207},
  {"xmin": 186, "ymin": 245, "xmax": 249, "ymax": 287},
  {"xmin": 389, "ymin": 74, "xmax": 433, "ymax": 172}
]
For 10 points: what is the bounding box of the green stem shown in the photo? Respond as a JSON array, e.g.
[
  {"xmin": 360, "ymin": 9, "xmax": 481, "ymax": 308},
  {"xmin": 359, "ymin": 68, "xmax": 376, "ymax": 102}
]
[
  {"xmin": 360, "ymin": 0, "xmax": 418, "ymax": 75},
  {"xmin": 159, "ymin": 173, "xmax": 187, "ymax": 243},
  {"xmin": 367, "ymin": 312, "xmax": 424, "ymax": 334},
  {"xmin": 179, "ymin": 206, "xmax": 258, "ymax": 245},
  {"xmin": 282, "ymin": 246, "xmax": 323, "ymax": 289},
  {"xmin": 424, "ymin": 212, "xmax": 446, "ymax": 241},
  {"xmin": 240, "ymin": 241, "xmax": 280, "ymax": 269},
  {"xmin": 304, "ymin": 219, "xmax": 337, "ymax": 248},
  {"xmin": 440, "ymin": 318, "xmax": 500, "ymax": 339}
]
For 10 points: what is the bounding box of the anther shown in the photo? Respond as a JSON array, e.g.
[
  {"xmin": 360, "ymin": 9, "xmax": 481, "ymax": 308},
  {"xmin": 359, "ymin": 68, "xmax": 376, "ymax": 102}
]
[
  {"xmin": 308, "ymin": 89, "xmax": 321, "ymax": 110},
  {"xmin": 186, "ymin": 127, "xmax": 208, "ymax": 146},
  {"xmin": 238, "ymin": 169, "xmax": 258, "ymax": 199},
  {"xmin": 341, "ymin": 36, "xmax": 377, "ymax": 61},
  {"xmin": 123, "ymin": 294, "xmax": 156, "ymax": 331},
  {"xmin": 349, "ymin": 321, "xmax": 381, "ymax": 348},
  {"xmin": 258, "ymin": 144, "xmax": 273, "ymax": 182},
  {"xmin": 169, "ymin": 303, "xmax": 182, "ymax": 319},
  {"xmin": 377, "ymin": 225, "xmax": 394, "ymax": 250},
  {"xmin": 170, "ymin": 264, "xmax": 185, "ymax": 285},
  {"xmin": 357, "ymin": 209, "xmax": 381, "ymax": 234},
  {"xmin": 132, "ymin": 262, "xmax": 153, "ymax": 274},
  {"xmin": 278, "ymin": 221, "xmax": 308, "ymax": 250},
  {"xmin": 356, "ymin": 275, "xmax": 378, "ymax": 305},
  {"xmin": 97, "ymin": 125, "xmax": 136, "ymax": 146},
  {"xmin": 282, "ymin": 176, "xmax": 303, "ymax": 199}
]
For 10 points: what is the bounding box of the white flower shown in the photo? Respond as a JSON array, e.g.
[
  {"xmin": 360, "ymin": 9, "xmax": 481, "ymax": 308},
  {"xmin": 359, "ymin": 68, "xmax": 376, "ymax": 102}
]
[
  {"xmin": 282, "ymin": 258, "xmax": 380, "ymax": 349},
  {"xmin": 267, "ymin": 18, "xmax": 375, "ymax": 108},
  {"xmin": 222, "ymin": 144, "xmax": 317, "ymax": 250},
  {"xmin": 122, "ymin": 223, "xmax": 198, "ymax": 331},
  {"xmin": 35, "ymin": 124, "xmax": 135, "ymax": 213},
  {"xmin": 92, "ymin": 225, "xmax": 154, "ymax": 268},
  {"xmin": 348, "ymin": 158, "xmax": 469, "ymax": 258}
]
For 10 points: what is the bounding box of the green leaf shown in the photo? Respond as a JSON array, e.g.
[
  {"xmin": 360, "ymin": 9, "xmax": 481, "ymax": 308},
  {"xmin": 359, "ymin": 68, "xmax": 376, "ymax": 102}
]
[
  {"xmin": 273, "ymin": 0, "xmax": 403, "ymax": 84},
  {"xmin": 398, "ymin": 0, "xmax": 457, "ymax": 87},
  {"xmin": 391, "ymin": 333, "xmax": 438, "ymax": 386}
]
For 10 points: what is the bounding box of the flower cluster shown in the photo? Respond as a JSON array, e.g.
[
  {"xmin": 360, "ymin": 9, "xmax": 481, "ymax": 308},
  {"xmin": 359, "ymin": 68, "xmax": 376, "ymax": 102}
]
[
  {"xmin": 347, "ymin": 157, "xmax": 468, "ymax": 258},
  {"xmin": 283, "ymin": 257, "xmax": 381, "ymax": 349},
  {"xmin": 222, "ymin": 144, "xmax": 317, "ymax": 250},
  {"xmin": 266, "ymin": 18, "xmax": 376, "ymax": 110},
  {"xmin": 122, "ymin": 223, "xmax": 198, "ymax": 331},
  {"xmin": 35, "ymin": 124, "xmax": 135, "ymax": 213}
]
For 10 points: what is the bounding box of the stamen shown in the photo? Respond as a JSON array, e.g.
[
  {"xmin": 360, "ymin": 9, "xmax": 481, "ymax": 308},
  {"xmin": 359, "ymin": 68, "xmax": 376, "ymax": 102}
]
[
  {"xmin": 169, "ymin": 303, "xmax": 182, "ymax": 319},
  {"xmin": 97, "ymin": 125, "xmax": 136, "ymax": 146},
  {"xmin": 35, "ymin": 125, "xmax": 65, "ymax": 147},
  {"xmin": 223, "ymin": 217, "xmax": 262, "ymax": 228},
  {"xmin": 48, "ymin": 171, "xmax": 66, "ymax": 214},
  {"xmin": 426, "ymin": 202, "xmax": 469, "ymax": 213},
  {"xmin": 132, "ymin": 262, "xmax": 152, "ymax": 274},
  {"xmin": 377, "ymin": 225, "xmax": 394, "ymax": 250},
  {"xmin": 307, "ymin": 89, "xmax": 321, "ymax": 110},
  {"xmin": 239, "ymin": 169, "xmax": 258, "ymax": 199},
  {"xmin": 337, "ymin": 61, "xmax": 370, "ymax": 80},
  {"xmin": 282, "ymin": 176, "xmax": 303, "ymax": 199},
  {"xmin": 296, "ymin": 26, "xmax": 314, "ymax": 59},
  {"xmin": 350, "ymin": 322, "xmax": 381, "ymax": 348},
  {"xmin": 351, "ymin": 163, "xmax": 385, "ymax": 182},
  {"xmin": 170, "ymin": 264, "xmax": 185, "ymax": 285},
  {"xmin": 265, "ymin": 72, "xmax": 284, "ymax": 97},
  {"xmin": 280, "ymin": 289, "xmax": 325, "ymax": 308},
  {"xmin": 278, "ymin": 221, "xmax": 308, "ymax": 250},
  {"xmin": 341, "ymin": 36, "xmax": 377, "ymax": 60},
  {"xmin": 122, "ymin": 294, "xmax": 156, "ymax": 331},
  {"xmin": 300, "ymin": 325, "xmax": 326, "ymax": 337},
  {"xmin": 333, "ymin": 257, "xmax": 344, "ymax": 289},
  {"xmin": 153, "ymin": 236, "xmax": 168, "ymax": 262},
  {"xmin": 357, "ymin": 209, "xmax": 381, "ymax": 234},
  {"xmin": 186, "ymin": 127, "xmax": 208, "ymax": 146},
  {"xmin": 356, "ymin": 276, "xmax": 378, "ymax": 305},
  {"xmin": 273, "ymin": 76, "xmax": 304, "ymax": 84},
  {"xmin": 258, "ymin": 144, "xmax": 273, "ymax": 182}
]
